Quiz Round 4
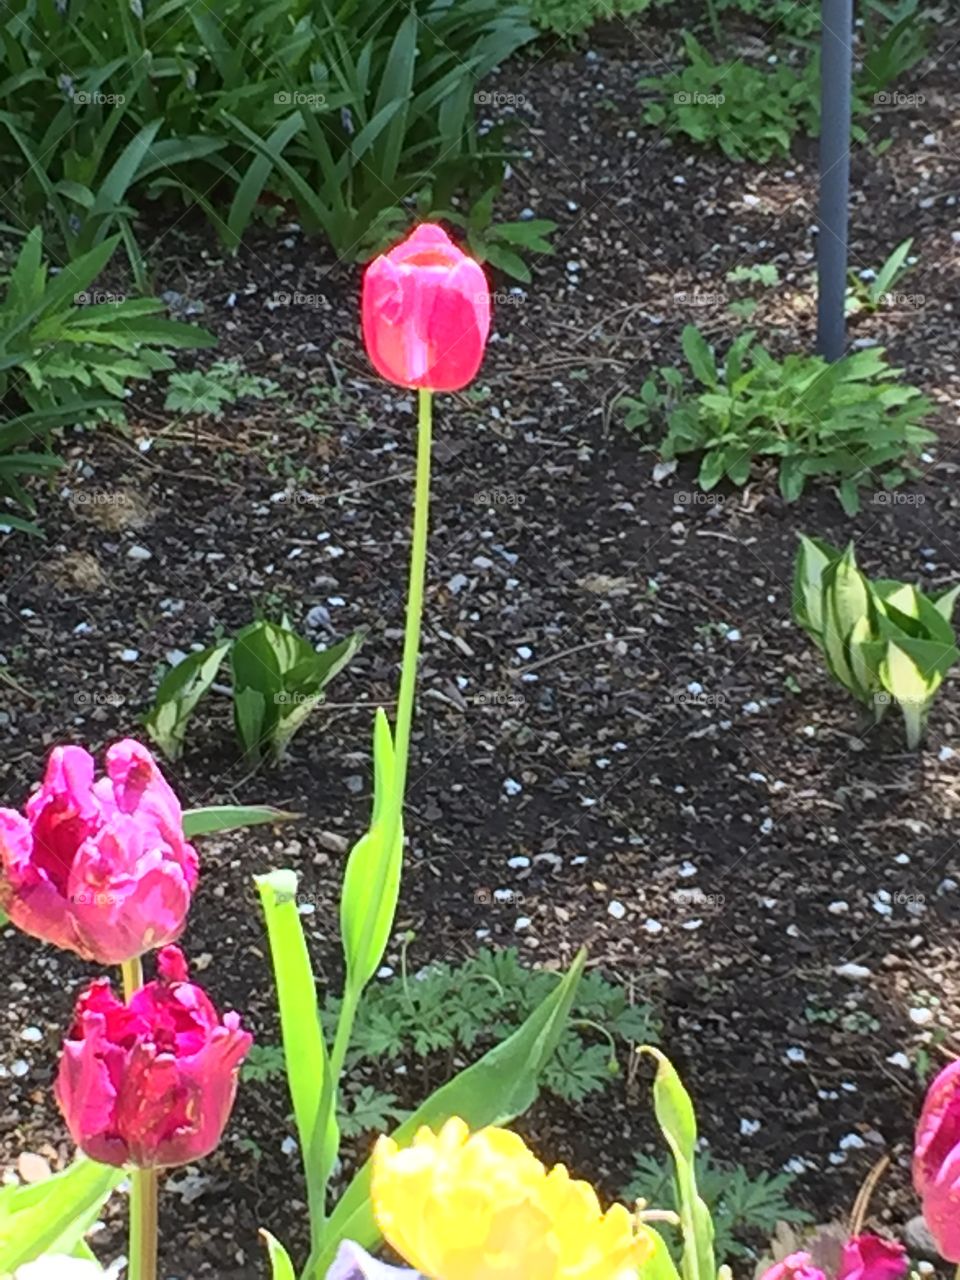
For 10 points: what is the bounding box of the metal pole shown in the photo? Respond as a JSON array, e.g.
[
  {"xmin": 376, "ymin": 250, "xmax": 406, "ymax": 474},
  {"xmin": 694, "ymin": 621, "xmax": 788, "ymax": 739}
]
[{"xmin": 816, "ymin": 0, "xmax": 854, "ymax": 361}]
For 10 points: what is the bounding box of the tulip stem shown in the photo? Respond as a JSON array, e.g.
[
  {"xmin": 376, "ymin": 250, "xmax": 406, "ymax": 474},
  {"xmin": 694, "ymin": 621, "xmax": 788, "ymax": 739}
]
[
  {"xmin": 120, "ymin": 958, "xmax": 158, "ymax": 1280},
  {"xmin": 121, "ymin": 956, "xmax": 143, "ymax": 1003},
  {"xmin": 389, "ymin": 386, "xmax": 432, "ymax": 814},
  {"xmin": 129, "ymin": 1167, "xmax": 159, "ymax": 1280}
]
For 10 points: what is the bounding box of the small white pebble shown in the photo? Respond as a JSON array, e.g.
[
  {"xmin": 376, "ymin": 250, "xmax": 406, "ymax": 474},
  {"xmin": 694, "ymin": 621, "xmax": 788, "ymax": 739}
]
[
  {"xmin": 120, "ymin": 648, "xmax": 139, "ymax": 663},
  {"xmin": 507, "ymin": 856, "xmax": 530, "ymax": 870},
  {"xmin": 514, "ymin": 916, "xmax": 532, "ymax": 932},
  {"xmin": 20, "ymin": 1027, "xmax": 42, "ymax": 1043},
  {"xmin": 740, "ymin": 1118, "xmax": 761, "ymax": 1137},
  {"xmin": 909, "ymin": 1007, "xmax": 934, "ymax": 1026},
  {"xmin": 887, "ymin": 1051, "xmax": 911, "ymax": 1070},
  {"xmin": 678, "ymin": 860, "xmax": 698, "ymax": 878},
  {"xmin": 127, "ymin": 545, "xmax": 152, "ymax": 562},
  {"xmin": 608, "ymin": 901, "xmax": 626, "ymax": 920},
  {"xmin": 785, "ymin": 1046, "xmax": 806, "ymax": 1064},
  {"xmin": 643, "ymin": 918, "xmax": 663, "ymax": 935},
  {"xmin": 503, "ymin": 778, "xmax": 522, "ymax": 797}
]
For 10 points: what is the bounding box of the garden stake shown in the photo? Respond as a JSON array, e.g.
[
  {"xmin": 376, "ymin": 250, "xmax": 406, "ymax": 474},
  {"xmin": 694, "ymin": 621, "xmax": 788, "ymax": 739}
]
[{"xmin": 817, "ymin": 0, "xmax": 854, "ymax": 361}]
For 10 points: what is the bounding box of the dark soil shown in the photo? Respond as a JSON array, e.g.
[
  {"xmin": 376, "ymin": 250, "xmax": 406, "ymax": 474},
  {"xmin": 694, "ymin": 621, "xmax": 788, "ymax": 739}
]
[{"xmin": 1, "ymin": 6, "xmax": 960, "ymax": 1279}]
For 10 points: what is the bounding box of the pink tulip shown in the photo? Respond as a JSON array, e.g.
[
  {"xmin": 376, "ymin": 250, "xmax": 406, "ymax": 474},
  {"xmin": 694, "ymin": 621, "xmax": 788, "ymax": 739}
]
[
  {"xmin": 760, "ymin": 1237, "xmax": 906, "ymax": 1280},
  {"xmin": 760, "ymin": 1253, "xmax": 828, "ymax": 1280},
  {"xmin": 914, "ymin": 1059, "xmax": 960, "ymax": 1261},
  {"xmin": 838, "ymin": 1236, "xmax": 908, "ymax": 1280},
  {"xmin": 362, "ymin": 223, "xmax": 490, "ymax": 392},
  {"xmin": 0, "ymin": 740, "xmax": 197, "ymax": 964},
  {"xmin": 56, "ymin": 946, "xmax": 251, "ymax": 1168}
]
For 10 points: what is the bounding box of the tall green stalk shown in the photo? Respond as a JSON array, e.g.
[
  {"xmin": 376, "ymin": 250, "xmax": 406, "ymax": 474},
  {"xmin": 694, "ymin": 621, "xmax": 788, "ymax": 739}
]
[
  {"xmin": 121, "ymin": 957, "xmax": 158, "ymax": 1280},
  {"xmin": 310, "ymin": 386, "xmax": 434, "ymax": 1253}
]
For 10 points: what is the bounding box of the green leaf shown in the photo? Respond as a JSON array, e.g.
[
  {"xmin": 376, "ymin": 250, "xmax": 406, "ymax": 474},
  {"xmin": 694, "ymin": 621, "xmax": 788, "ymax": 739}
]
[
  {"xmin": 260, "ymin": 1230, "xmax": 297, "ymax": 1280},
  {"xmin": 255, "ymin": 870, "xmax": 337, "ymax": 1261},
  {"xmin": 317, "ymin": 950, "xmax": 588, "ymax": 1278},
  {"xmin": 0, "ymin": 1158, "xmax": 124, "ymax": 1271},
  {"xmin": 640, "ymin": 1047, "xmax": 715, "ymax": 1280},
  {"xmin": 681, "ymin": 325, "xmax": 717, "ymax": 388},
  {"xmin": 144, "ymin": 641, "xmax": 230, "ymax": 760},
  {"xmin": 182, "ymin": 805, "xmax": 302, "ymax": 838},
  {"xmin": 340, "ymin": 709, "xmax": 403, "ymax": 992}
]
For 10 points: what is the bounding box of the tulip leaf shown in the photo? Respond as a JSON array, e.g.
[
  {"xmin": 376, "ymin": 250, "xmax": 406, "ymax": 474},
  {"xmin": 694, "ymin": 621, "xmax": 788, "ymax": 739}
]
[
  {"xmin": 182, "ymin": 805, "xmax": 302, "ymax": 838},
  {"xmin": 261, "ymin": 1230, "xmax": 297, "ymax": 1280},
  {"xmin": 640, "ymin": 1048, "xmax": 715, "ymax": 1280},
  {"xmin": 0, "ymin": 1157, "xmax": 124, "ymax": 1271},
  {"xmin": 256, "ymin": 869, "xmax": 338, "ymax": 1261},
  {"xmin": 340, "ymin": 708, "xmax": 404, "ymax": 994},
  {"xmin": 143, "ymin": 640, "xmax": 230, "ymax": 761},
  {"xmin": 314, "ymin": 949, "xmax": 587, "ymax": 1279}
]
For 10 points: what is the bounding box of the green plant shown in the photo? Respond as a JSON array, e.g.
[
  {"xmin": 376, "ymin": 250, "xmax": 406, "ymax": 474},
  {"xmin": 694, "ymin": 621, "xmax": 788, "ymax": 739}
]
[
  {"xmin": 793, "ymin": 536, "xmax": 960, "ymax": 747},
  {"xmin": 314, "ymin": 945, "xmax": 658, "ymax": 1105},
  {"xmin": 433, "ymin": 188, "xmax": 557, "ymax": 282},
  {"xmin": 0, "ymin": 228, "xmax": 213, "ymax": 533},
  {"xmin": 858, "ymin": 0, "xmax": 930, "ymax": 101},
  {"xmin": 144, "ymin": 620, "xmax": 363, "ymax": 764},
  {"xmin": 619, "ymin": 326, "xmax": 935, "ymax": 514},
  {"xmin": 163, "ymin": 359, "xmax": 281, "ymax": 418},
  {"xmin": 0, "ymin": 0, "xmax": 538, "ymax": 262},
  {"xmin": 725, "ymin": 263, "xmax": 781, "ymax": 320},
  {"xmin": 641, "ymin": 37, "xmax": 820, "ymax": 162},
  {"xmin": 846, "ymin": 238, "xmax": 916, "ymax": 316},
  {"xmin": 626, "ymin": 1151, "xmax": 811, "ymax": 1263},
  {"xmin": 524, "ymin": 0, "xmax": 657, "ymax": 36}
]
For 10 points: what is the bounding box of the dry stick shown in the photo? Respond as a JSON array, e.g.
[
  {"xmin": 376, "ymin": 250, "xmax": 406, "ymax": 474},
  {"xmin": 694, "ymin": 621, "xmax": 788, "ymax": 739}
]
[{"xmin": 848, "ymin": 1155, "xmax": 890, "ymax": 1237}]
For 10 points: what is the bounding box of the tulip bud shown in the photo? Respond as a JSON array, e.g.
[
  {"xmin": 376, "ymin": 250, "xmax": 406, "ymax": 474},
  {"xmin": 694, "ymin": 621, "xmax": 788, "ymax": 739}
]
[
  {"xmin": 56, "ymin": 946, "xmax": 251, "ymax": 1169},
  {"xmin": 758, "ymin": 1253, "xmax": 828, "ymax": 1280},
  {"xmin": 914, "ymin": 1059, "xmax": 960, "ymax": 1261},
  {"xmin": 362, "ymin": 224, "xmax": 490, "ymax": 392},
  {"xmin": 0, "ymin": 740, "xmax": 197, "ymax": 964}
]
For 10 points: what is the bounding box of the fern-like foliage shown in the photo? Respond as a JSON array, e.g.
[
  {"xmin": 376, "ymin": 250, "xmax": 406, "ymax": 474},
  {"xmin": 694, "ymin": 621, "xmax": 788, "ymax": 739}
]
[{"xmin": 626, "ymin": 1152, "xmax": 812, "ymax": 1263}]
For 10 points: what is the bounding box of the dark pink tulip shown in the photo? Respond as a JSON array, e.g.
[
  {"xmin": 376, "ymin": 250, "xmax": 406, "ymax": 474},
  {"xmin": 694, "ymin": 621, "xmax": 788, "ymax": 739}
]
[
  {"xmin": 0, "ymin": 740, "xmax": 197, "ymax": 963},
  {"xmin": 914, "ymin": 1059, "xmax": 960, "ymax": 1261},
  {"xmin": 837, "ymin": 1236, "xmax": 908, "ymax": 1280},
  {"xmin": 56, "ymin": 946, "xmax": 251, "ymax": 1168}
]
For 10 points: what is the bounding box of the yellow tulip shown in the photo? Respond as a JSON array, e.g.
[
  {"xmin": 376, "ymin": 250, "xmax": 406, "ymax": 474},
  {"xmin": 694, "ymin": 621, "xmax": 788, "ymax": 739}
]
[{"xmin": 371, "ymin": 1117, "xmax": 655, "ymax": 1280}]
